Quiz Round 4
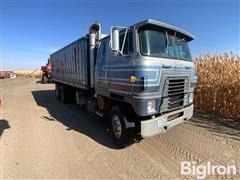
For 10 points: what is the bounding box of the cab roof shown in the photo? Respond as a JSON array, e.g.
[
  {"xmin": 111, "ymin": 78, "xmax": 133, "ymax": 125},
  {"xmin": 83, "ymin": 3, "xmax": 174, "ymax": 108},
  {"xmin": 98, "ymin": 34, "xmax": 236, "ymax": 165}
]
[{"xmin": 133, "ymin": 19, "xmax": 195, "ymax": 41}]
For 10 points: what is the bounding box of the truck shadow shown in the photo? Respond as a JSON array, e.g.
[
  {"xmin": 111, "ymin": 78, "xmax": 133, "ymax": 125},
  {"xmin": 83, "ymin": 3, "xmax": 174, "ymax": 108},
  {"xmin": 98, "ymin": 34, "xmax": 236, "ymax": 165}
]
[
  {"xmin": 31, "ymin": 90, "xmax": 117, "ymax": 149},
  {"xmin": 190, "ymin": 113, "xmax": 240, "ymax": 141},
  {"xmin": 0, "ymin": 119, "xmax": 10, "ymax": 138}
]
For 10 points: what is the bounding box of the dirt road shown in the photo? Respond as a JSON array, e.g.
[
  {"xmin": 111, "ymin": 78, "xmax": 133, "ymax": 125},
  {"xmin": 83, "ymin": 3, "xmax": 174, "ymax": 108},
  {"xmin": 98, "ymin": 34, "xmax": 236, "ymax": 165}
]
[{"xmin": 1, "ymin": 78, "xmax": 239, "ymax": 179}]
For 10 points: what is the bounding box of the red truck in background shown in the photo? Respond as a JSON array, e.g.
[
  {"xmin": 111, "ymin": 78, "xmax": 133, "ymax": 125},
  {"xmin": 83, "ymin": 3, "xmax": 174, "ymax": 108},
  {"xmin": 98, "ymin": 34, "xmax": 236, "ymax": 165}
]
[
  {"xmin": 0, "ymin": 71, "xmax": 16, "ymax": 79},
  {"xmin": 0, "ymin": 71, "xmax": 10, "ymax": 79},
  {"xmin": 41, "ymin": 59, "xmax": 52, "ymax": 83}
]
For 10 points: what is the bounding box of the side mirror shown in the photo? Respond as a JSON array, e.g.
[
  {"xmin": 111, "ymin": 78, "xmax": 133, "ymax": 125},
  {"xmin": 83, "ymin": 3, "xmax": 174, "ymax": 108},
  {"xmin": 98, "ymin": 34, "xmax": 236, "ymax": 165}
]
[{"xmin": 110, "ymin": 27, "xmax": 119, "ymax": 52}]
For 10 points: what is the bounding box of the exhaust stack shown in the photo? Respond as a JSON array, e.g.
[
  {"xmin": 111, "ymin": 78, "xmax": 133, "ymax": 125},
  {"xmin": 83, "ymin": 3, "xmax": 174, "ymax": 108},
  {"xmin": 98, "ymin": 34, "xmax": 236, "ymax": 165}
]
[{"xmin": 89, "ymin": 22, "xmax": 101, "ymax": 88}]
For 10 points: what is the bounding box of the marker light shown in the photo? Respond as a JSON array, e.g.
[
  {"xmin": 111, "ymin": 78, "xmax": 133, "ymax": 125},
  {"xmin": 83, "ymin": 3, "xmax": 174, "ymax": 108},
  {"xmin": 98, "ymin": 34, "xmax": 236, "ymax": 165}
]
[{"xmin": 130, "ymin": 76, "xmax": 137, "ymax": 84}]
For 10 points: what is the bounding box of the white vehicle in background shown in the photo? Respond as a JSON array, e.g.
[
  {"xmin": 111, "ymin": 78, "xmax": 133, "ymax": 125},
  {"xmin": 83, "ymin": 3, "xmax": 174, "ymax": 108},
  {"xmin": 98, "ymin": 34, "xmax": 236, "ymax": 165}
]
[{"xmin": 10, "ymin": 73, "xmax": 16, "ymax": 79}]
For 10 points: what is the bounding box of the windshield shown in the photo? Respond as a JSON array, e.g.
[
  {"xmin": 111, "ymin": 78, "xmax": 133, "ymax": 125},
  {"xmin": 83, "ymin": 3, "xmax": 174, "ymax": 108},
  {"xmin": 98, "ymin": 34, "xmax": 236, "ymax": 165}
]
[{"xmin": 139, "ymin": 29, "xmax": 192, "ymax": 61}]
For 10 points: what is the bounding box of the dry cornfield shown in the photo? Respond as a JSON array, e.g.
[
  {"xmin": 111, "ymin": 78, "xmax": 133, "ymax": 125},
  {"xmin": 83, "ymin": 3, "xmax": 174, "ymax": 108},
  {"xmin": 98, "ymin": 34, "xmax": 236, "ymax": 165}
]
[
  {"xmin": 13, "ymin": 69, "xmax": 42, "ymax": 78},
  {"xmin": 194, "ymin": 53, "xmax": 240, "ymax": 120}
]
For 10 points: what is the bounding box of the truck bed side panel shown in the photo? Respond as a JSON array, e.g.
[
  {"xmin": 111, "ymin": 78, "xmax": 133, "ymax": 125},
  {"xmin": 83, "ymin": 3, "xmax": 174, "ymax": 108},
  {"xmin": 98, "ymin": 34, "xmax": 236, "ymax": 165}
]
[{"xmin": 50, "ymin": 37, "xmax": 90, "ymax": 90}]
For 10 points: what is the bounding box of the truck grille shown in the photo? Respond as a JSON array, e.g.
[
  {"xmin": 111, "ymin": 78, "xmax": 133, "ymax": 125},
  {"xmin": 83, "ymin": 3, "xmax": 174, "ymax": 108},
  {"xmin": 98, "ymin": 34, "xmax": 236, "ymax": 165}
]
[
  {"xmin": 160, "ymin": 78, "xmax": 188, "ymax": 112},
  {"xmin": 168, "ymin": 79, "xmax": 185, "ymax": 109}
]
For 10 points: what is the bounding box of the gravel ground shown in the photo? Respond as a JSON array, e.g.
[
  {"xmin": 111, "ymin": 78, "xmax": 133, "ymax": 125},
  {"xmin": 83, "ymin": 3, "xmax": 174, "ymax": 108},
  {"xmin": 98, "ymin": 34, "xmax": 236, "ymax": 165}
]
[{"xmin": 0, "ymin": 78, "xmax": 239, "ymax": 179}]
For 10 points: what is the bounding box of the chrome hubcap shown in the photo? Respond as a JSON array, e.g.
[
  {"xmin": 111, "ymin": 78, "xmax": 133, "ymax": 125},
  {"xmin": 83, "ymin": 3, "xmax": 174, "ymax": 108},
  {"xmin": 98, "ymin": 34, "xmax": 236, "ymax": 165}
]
[{"xmin": 112, "ymin": 115, "xmax": 122, "ymax": 139}]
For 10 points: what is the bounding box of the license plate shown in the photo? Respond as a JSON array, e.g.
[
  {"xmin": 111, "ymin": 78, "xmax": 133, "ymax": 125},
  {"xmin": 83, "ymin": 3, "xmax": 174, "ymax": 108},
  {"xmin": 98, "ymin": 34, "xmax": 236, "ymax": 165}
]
[{"xmin": 158, "ymin": 117, "xmax": 167, "ymax": 127}]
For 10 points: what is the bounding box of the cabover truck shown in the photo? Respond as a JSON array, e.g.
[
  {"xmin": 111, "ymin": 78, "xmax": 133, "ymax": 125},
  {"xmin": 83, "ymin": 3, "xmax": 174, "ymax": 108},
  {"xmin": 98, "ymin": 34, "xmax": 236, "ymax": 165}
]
[{"xmin": 50, "ymin": 19, "xmax": 196, "ymax": 147}]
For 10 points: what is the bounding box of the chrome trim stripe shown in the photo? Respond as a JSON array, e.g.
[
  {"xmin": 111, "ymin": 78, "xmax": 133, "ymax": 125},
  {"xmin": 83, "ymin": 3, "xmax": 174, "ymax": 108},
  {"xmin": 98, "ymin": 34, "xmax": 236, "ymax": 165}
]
[
  {"xmin": 132, "ymin": 95, "xmax": 162, "ymax": 99},
  {"xmin": 98, "ymin": 69, "xmax": 192, "ymax": 99},
  {"xmin": 98, "ymin": 80, "xmax": 160, "ymax": 87}
]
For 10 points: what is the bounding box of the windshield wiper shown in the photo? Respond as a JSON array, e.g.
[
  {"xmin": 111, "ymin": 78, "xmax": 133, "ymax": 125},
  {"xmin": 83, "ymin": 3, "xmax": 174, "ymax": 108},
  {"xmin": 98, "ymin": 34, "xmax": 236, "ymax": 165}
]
[{"xmin": 165, "ymin": 31, "xmax": 169, "ymax": 53}]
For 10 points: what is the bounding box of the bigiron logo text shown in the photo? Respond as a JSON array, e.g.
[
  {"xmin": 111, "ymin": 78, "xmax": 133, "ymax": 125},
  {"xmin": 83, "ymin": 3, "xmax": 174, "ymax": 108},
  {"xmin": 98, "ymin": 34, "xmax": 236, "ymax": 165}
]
[{"xmin": 181, "ymin": 161, "xmax": 236, "ymax": 179}]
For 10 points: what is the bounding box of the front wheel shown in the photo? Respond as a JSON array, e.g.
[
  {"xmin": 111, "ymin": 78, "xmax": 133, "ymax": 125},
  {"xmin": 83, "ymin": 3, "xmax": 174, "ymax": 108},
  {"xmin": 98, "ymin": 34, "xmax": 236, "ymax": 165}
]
[{"xmin": 110, "ymin": 106, "xmax": 136, "ymax": 148}]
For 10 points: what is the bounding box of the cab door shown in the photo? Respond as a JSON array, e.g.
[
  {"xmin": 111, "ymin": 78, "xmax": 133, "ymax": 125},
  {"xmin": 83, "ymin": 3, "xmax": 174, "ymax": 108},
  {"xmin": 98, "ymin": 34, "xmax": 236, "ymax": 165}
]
[
  {"xmin": 95, "ymin": 38, "xmax": 111, "ymax": 96},
  {"xmin": 108, "ymin": 30, "xmax": 135, "ymax": 95}
]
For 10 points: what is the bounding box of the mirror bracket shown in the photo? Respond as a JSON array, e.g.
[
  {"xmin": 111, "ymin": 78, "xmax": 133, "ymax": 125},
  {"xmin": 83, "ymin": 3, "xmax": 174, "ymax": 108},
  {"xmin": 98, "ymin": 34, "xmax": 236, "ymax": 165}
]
[{"xmin": 110, "ymin": 26, "xmax": 130, "ymax": 55}]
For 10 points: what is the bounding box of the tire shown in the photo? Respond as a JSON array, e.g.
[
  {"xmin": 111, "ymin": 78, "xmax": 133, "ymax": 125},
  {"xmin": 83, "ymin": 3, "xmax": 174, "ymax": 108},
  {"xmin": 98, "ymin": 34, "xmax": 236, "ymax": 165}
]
[
  {"xmin": 66, "ymin": 86, "xmax": 76, "ymax": 104},
  {"xmin": 55, "ymin": 84, "xmax": 60, "ymax": 100},
  {"xmin": 110, "ymin": 105, "xmax": 136, "ymax": 148},
  {"xmin": 43, "ymin": 76, "xmax": 48, "ymax": 84},
  {"xmin": 60, "ymin": 85, "xmax": 75, "ymax": 104},
  {"xmin": 60, "ymin": 85, "xmax": 68, "ymax": 104}
]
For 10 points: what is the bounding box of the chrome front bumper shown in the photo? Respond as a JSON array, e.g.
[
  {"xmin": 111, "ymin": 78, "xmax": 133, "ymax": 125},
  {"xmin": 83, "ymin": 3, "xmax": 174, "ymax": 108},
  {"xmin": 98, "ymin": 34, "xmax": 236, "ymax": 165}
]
[{"xmin": 141, "ymin": 105, "xmax": 193, "ymax": 138}]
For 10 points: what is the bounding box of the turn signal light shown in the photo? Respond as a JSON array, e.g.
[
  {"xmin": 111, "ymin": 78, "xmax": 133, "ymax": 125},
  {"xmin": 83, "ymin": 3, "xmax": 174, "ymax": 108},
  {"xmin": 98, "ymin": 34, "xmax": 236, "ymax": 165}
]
[{"xmin": 130, "ymin": 76, "xmax": 137, "ymax": 83}]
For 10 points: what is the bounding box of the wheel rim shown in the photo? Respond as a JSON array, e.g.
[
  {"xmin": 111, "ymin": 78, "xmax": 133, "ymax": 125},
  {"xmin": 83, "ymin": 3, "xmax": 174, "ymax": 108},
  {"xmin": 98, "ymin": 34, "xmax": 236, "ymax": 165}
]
[{"xmin": 112, "ymin": 114, "xmax": 122, "ymax": 139}]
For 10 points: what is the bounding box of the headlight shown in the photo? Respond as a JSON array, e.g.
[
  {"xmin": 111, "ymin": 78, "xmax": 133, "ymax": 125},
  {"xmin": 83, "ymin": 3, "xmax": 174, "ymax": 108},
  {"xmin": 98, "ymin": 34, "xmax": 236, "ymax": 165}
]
[
  {"xmin": 189, "ymin": 93, "xmax": 194, "ymax": 104},
  {"xmin": 147, "ymin": 100, "xmax": 156, "ymax": 113}
]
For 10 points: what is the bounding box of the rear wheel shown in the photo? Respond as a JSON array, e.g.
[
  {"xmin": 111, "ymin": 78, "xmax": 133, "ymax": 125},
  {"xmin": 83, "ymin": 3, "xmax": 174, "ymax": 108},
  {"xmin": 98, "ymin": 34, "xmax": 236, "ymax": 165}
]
[
  {"xmin": 42, "ymin": 75, "xmax": 48, "ymax": 84},
  {"xmin": 55, "ymin": 84, "xmax": 60, "ymax": 100},
  {"xmin": 60, "ymin": 85, "xmax": 68, "ymax": 104},
  {"xmin": 60, "ymin": 84, "xmax": 75, "ymax": 104},
  {"xmin": 110, "ymin": 105, "xmax": 136, "ymax": 148}
]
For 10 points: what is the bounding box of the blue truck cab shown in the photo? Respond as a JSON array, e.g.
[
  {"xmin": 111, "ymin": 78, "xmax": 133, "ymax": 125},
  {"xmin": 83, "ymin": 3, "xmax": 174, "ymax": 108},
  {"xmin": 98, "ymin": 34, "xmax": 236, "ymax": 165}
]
[{"xmin": 51, "ymin": 19, "xmax": 196, "ymax": 147}]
